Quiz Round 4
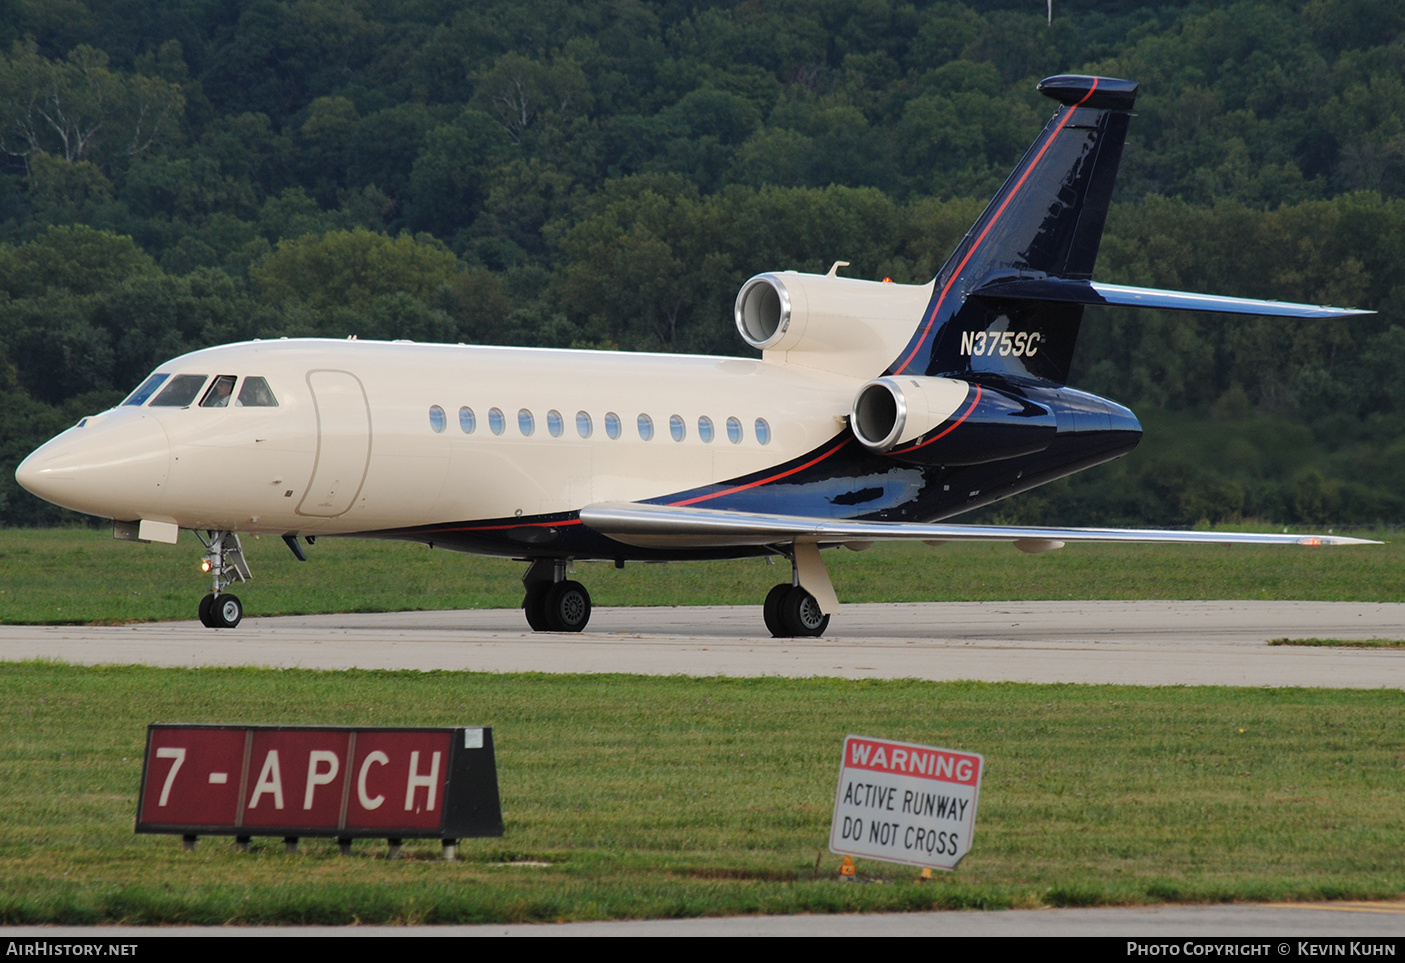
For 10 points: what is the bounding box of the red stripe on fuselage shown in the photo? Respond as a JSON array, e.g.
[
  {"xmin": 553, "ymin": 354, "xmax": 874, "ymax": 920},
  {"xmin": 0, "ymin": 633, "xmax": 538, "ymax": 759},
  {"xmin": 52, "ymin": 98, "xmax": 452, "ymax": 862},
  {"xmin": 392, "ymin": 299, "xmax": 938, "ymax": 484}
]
[
  {"xmin": 429, "ymin": 518, "xmax": 584, "ymax": 534},
  {"xmin": 892, "ymin": 79, "xmax": 1100, "ymax": 376},
  {"xmin": 668, "ymin": 437, "xmax": 852, "ymax": 507}
]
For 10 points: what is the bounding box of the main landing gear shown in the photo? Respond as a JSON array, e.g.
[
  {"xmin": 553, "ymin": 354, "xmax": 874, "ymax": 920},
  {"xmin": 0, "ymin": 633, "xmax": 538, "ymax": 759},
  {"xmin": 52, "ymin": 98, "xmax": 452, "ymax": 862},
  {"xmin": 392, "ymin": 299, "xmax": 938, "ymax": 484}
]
[
  {"xmin": 762, "ymin": 542, "xmax": 837, "ymax": 638},
  {"xmin": 517, "ymin": 547, "xmax": 834, "ymax": 638},
  {"xmin": 521, "ymin": 558, "xmax": 592, "ymax": 632},
  {"xmin": 195, "ymin": 530, "xmax": 251, "ymax": 629},
  {"xmin": 763, "ymin": 582, "xmax": 830, "ymax": 638}
]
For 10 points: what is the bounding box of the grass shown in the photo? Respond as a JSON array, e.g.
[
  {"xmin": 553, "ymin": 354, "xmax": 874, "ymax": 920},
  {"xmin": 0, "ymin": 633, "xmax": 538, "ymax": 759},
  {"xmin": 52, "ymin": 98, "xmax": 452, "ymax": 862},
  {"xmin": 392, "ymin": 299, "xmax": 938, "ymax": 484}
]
[
  {"xmin": 1269, "ymin": 638, "xmax": 1405, "ymax": 648},
  {"xmin": 3, "ymin": 527, "xmax": 1401, "ymax": 924},
  {"xmin": 1, "ymin": 526, "xmax": 1401, "ymax": 625},
  {"xmin": 1, "ymin": 663, "xmax": 1403, "ymax": 924}
]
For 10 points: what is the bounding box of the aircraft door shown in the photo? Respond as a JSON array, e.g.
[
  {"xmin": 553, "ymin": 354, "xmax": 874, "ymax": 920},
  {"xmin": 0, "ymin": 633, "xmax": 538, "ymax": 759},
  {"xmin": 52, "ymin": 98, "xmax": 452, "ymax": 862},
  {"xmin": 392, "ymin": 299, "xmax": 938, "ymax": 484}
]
[{"xmin": 296, "ymin": 370, "xmax": 371, "ymax": 517}]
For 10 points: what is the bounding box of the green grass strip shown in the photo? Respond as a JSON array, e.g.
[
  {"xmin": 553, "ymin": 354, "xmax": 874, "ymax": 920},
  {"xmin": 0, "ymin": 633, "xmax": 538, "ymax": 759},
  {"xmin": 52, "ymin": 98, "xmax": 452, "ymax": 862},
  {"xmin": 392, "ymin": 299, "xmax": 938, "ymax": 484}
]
[
  {"xmin": 1, "ymin": 662, "xmax": 1402, "ymax": 924},
  {"xmin": 1269, "ymin": 638, "xmax": 1405, "ymax": 648}
]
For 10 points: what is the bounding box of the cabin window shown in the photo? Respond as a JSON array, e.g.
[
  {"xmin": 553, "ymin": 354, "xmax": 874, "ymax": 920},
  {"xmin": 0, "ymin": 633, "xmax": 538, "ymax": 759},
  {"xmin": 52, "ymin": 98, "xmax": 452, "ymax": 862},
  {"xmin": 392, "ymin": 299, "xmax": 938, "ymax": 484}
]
[
  {"xmin": 754, "ymin": 418, "xmax": 772, "ymax": 445},
  {"xmin": 236, "ymin": 376, "xmax": 278, "ymax": 407},
  {"xmin": 669, "ymin": 414, "xmax": 685, "ymax": 442},
  {"xmin": 518, "ymin": 408, "xmax": 535, "ymax": 436},
  {"xmin": 605, "ymin": 412, "xmax": 621, "ymax": 439},
  {"xmin": 459, "ymin": 406, "xmax": 476, "ymax": 433},
  {"xmin": 429, "ymin": 405, "xmax": 446, "ymax": 433},
  {"xmin": 122, "ymin": 373, "xmax": 168, "ymax": 406},
  {"xmin": 726, "ymin": 416, "xmax": 743, "ymax": 444},
  {"xmin": 200, "ymin": 375, "xmax": 237, "ymax": 408},
  {"xmin": 547, "ymin": 409, "xmax": 564, "ymax": 437},
  {"xmin": 637, "ymin": 413, "xmax": 654, "ymax": 441},
  {"xmin": 489, "ymin": 407, "xmax": 506, "ymax": 435},
  {"xmin": 576, "ymin": 411, "xmax": 593, "ymax": 438},
  {"xmin": 698, "ymin": 415, "xmax": 715, "ymax": 443},
  {"xmin": 149, "ymin": 374, "xmax": 209, "ymax": 407}
]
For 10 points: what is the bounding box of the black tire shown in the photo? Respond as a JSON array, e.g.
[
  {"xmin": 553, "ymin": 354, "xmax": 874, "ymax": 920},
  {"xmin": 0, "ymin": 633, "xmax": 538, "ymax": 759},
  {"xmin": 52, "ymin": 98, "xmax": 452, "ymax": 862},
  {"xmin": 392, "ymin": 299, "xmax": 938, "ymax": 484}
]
[
  {"xmin": 543, "ymin": 580, "xmax": 591, "ymax": 632},
  {"xmin": 763, "ymin": 583, "xmax": 791, "ymax": 637},
  {"xmin": 522, "ymin": 583, "xmax": 550, "ymax": 632},
  {"xmin": 198, "ymin": 593, "xmax": 216, "ymax": 628},
  {"xmin": 781, "ymin": 586, "xmax": 829, "ymax": 638},
  {"xmin": 212, "ymin": 593, "xmax": 243, "ymax": 629}
]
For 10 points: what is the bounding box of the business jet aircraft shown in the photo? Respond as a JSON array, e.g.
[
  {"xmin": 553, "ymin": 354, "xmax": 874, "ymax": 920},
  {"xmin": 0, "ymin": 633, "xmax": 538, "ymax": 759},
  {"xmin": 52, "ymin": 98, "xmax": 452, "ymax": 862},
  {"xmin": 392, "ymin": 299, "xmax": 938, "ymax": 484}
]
[{"xmin": 16, "ymin": 74, "xmax": 1375, "ymax": 637}]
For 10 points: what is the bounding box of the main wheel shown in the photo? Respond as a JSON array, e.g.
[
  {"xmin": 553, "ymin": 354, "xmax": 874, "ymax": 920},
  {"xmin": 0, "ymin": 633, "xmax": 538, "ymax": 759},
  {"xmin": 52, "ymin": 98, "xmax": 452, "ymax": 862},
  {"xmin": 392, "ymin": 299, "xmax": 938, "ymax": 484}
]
[
  {"xmin": 522, "ymin": 583, "xmax": 551, "ymax": 631},
  {"xmin": 781, "ymin": 586, "xmax": 829, "ymax": 638},
  {"xmin": 543, "ymin": 580, "xmax": 591, "ymax": 632},
  {"xmin": 198, "ymin": 593, "xmax": 216, "ymax": 628},
  {"xmin": 212, "ymin": 593, "xmax": 243, "ymax": 629},
  {"xmin": 763, "ymin": 583, "xmax": 791, "ymax": 637}
]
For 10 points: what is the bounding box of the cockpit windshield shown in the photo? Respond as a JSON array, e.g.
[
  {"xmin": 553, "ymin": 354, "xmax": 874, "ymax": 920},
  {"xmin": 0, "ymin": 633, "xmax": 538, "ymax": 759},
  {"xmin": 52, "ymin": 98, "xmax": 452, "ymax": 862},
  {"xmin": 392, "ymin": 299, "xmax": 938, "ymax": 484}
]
[
  {"xmin": 122, "ymin": 372, "xmax": 279, "ymax": 408},
  {"xmin": 121, "ymin": 372, "xmax": 169, "ymax": 406},
  {"xmin": 149, "ymin": 374, "xmax": 209, "ymax": 407}
]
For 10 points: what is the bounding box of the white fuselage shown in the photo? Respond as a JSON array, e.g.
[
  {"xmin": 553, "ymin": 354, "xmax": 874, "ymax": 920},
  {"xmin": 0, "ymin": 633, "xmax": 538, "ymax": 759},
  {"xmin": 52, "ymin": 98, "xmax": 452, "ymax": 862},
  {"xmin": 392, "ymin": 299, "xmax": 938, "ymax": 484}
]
[{"xmin": 17, "ymin": 336, "xmax": 969, "ymax": 536}]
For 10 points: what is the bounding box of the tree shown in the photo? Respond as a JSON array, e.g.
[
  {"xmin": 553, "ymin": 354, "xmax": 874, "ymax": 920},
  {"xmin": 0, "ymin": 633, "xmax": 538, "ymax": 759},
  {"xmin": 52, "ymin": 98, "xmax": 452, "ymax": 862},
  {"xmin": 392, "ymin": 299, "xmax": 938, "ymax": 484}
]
[
  {"xmin": 249, "ymin": 227, "xmax": 462, "ymax": 317},
  {"xmin": 0, "ymin": 41, "xmax": 182, "ymax": 174},
  {"xmin": 0, "ymin": 224, "xmax": 157, "ymax": 298},
  {"xmin": 404, "ymin": 112, "xmax": 513, "ymax": 238},
  {"xmin": 470, "ymin": 51, "xmax": 591, "ymax": 146}
]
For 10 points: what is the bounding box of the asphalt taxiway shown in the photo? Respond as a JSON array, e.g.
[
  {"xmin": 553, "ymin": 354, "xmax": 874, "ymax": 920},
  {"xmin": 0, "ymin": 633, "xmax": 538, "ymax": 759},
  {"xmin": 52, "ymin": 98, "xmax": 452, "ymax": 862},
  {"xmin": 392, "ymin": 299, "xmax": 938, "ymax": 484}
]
[{"xmin": 1, "ymin": 600, "xmax": 1402, "ymax": 687}]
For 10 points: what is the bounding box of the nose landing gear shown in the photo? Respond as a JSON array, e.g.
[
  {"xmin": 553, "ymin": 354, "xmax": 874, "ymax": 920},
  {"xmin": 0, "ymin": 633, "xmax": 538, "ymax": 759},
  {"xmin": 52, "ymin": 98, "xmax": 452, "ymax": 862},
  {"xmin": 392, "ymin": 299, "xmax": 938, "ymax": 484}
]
[{"xmin": 195, "ymin": 531, "xmax": 251, "ymax": 629}]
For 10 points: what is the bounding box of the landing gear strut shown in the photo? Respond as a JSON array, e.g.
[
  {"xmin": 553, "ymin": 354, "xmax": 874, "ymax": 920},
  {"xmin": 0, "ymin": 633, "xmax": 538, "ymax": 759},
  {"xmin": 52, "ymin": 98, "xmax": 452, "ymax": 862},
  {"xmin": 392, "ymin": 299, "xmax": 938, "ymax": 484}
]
[
  {"xmin": 763, "ymin": 542, "xmax": 834, "ymax": 638},
  {"xmin": 521, "ymin": 558, "xmax": 591, "ymax": 632},
  {"xmin": 195, "ymin": 531, "xmax": 250, "ymax": 629}
]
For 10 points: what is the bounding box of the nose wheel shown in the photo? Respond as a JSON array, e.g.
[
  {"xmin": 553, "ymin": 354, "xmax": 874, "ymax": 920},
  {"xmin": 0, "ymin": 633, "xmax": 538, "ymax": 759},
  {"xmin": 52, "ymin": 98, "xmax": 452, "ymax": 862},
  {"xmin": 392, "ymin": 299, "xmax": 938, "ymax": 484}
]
[{"xmin": 199, "ymin": 593, "xmax": 243, "ymax": 628}]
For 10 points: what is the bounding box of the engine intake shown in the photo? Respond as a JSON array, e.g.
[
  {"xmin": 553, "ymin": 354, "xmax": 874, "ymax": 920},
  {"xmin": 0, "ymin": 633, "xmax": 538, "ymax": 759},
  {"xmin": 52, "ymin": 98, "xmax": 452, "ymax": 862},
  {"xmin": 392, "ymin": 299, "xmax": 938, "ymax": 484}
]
[
  {"xmin": 735, "ymin": 275, "xmax": 791, "ymax": 349},
  {"xmin": 849, "ymin": 377, "xmax": 969, "ymax": 452}
]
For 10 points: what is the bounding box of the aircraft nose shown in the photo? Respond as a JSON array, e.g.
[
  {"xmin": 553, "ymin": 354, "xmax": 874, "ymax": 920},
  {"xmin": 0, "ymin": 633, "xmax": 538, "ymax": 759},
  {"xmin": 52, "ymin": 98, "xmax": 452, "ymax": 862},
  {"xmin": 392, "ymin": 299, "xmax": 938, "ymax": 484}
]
[{"xmin": 16, "ymin": 413, "xmax": 171, "ymax": 519}]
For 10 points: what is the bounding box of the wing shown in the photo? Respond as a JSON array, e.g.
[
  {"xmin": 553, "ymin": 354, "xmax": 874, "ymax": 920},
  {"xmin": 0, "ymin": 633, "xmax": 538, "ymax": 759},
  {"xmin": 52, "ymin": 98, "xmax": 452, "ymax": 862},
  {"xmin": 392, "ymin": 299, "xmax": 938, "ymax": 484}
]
[{"xmin": 579, "ymin": 501, "xmax": 1379, "ymax": 551}]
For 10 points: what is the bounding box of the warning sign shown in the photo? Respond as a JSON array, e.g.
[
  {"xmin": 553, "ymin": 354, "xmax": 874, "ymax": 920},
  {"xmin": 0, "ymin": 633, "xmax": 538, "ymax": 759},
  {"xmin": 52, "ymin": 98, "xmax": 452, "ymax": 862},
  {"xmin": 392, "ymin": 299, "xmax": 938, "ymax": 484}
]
[{"xmin": 829, "ymin": 734, "xmax": 983, "ymax": 871}]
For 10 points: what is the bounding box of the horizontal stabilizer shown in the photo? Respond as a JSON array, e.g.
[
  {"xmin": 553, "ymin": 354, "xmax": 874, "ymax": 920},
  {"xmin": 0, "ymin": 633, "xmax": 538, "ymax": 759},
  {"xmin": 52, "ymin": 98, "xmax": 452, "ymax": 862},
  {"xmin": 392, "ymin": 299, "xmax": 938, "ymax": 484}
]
[
  {"xmin": 580, "ymin": 502, "xmax": 1377, "ymax": 551},
  {"xmin": 972, "ymin": 278, "xmax": 1373, "ymax": 319}
]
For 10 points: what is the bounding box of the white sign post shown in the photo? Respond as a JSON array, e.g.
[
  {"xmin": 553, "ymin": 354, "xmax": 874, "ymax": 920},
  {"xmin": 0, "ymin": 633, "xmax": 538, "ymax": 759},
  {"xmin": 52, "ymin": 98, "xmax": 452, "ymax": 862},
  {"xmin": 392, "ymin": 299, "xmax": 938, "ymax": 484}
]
[{"xmin": 829, "ymin": 734, "xmax": 983, "ymax": 871}]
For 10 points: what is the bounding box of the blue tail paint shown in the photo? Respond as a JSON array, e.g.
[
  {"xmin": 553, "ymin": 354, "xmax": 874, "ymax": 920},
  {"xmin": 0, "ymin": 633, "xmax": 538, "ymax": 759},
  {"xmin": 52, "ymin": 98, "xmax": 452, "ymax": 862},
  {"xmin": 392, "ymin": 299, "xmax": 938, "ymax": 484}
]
[{"xmin": 889, "ymin": 75, "xmax": 1139, "ymax": 385}]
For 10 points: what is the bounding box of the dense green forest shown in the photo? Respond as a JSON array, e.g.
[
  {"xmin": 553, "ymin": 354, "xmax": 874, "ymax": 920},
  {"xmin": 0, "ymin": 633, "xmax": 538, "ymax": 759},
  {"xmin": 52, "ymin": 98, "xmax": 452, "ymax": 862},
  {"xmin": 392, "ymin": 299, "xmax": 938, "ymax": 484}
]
[{"xmin": 2, "ymin": 0, "xmax": 1403, "ymax": 527}]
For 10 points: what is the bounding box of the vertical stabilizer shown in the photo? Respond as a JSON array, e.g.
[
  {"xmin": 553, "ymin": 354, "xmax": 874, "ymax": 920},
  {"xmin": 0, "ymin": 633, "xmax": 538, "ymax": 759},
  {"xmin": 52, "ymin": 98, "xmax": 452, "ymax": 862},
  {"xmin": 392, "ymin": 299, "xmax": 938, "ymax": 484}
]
[{"xmin": 888, "ymin": 75, "xmax": 1139, "ymax": 384}]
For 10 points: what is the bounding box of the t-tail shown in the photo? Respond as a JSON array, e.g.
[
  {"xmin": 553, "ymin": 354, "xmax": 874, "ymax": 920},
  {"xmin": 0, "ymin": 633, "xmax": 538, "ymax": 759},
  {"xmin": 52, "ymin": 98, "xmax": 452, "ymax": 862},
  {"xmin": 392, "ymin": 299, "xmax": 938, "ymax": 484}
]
[{"xmin": 888, "ymin": 74, "xmax": 1371, "ymax": 386}]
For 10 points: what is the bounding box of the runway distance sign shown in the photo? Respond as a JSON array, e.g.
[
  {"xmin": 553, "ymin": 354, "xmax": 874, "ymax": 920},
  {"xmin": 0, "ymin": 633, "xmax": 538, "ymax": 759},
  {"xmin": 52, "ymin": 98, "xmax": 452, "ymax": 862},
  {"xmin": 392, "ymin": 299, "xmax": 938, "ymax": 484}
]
[
  {"xmin": 136, "ymin": 724, "xmax": 503, "ymax": 840},
  {"xmin": 829, "ymin": 735, "xmax": 983, "ymax": 871}
]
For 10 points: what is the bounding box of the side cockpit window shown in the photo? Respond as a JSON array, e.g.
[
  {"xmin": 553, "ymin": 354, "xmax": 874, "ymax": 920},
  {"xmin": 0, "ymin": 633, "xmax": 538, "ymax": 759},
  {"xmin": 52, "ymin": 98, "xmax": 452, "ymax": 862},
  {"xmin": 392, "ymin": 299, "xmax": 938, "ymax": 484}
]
[
  {"xmin": 122, "ymin": 373, "xmax": 169, "ymax": 406},
  {"xmin": 199, "ymin": 375, "xmax": 237, "ymax": 408},
  {"xmin": 149, "ymin": 374, "xmax": 209, "ymax": 407},
  {"xmin": 236, "ymin": 376, "xmax": 278, "ymax": 407}
]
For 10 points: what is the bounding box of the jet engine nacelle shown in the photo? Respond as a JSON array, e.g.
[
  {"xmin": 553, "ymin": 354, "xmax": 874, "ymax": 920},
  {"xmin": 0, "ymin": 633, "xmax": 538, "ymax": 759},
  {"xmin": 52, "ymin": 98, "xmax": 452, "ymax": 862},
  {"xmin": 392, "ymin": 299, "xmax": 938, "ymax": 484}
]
[
  {"xmin": 734, "ymin": 271, "xmax": 934, "ymax": 378},
  {"xmin": 849, "ymin": 376, "xmax": 967, "ymax": 452},
  {"xmin": 850, "ymin": 376, "xmax": 1059, "ymax": 467}
]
